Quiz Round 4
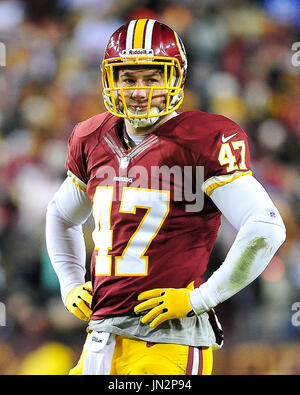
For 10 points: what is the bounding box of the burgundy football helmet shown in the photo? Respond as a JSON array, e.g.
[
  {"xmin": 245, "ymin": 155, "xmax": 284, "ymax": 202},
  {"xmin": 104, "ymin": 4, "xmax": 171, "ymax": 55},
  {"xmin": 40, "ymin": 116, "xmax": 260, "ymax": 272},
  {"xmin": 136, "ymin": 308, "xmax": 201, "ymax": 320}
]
[{"xmin": 101, "ymin": 19, "xmax": 187, "ymax": 124}]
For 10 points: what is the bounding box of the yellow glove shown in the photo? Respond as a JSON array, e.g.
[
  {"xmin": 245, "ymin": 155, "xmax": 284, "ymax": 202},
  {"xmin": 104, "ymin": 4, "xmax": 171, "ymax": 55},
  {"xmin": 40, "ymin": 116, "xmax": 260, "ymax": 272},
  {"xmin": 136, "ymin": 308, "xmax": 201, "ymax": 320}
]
[
  {"xmin": 66, "ymin": 281, "xmax": 93, "ymax": 322},
  {"xmin": 134, "ymin": 288, "xmax": 195, "ymax": 328}
]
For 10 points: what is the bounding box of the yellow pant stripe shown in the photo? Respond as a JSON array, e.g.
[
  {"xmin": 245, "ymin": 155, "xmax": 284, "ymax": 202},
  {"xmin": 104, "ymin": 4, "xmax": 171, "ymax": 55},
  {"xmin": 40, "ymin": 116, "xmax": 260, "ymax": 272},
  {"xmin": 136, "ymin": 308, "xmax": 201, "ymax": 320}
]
[{"xmin": 201, "ymin": 347, "xmax": 213, "ymax": 375}]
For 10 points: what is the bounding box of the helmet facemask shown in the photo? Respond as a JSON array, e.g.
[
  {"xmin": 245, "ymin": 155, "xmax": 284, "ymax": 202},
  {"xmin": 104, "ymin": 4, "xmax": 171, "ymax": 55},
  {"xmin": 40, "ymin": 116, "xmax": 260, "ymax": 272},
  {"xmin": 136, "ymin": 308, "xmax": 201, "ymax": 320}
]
[{"xmin": 101, "ymin": 56, "xmax": 184, "ymax": 126}]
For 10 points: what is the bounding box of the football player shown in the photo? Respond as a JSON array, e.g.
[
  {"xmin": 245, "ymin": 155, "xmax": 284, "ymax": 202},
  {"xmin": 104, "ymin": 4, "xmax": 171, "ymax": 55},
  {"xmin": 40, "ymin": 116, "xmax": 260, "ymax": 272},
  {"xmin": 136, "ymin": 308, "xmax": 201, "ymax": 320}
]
[{"xmin": 46, "ymin": 19, "xmax": 286, "ymax": 375}]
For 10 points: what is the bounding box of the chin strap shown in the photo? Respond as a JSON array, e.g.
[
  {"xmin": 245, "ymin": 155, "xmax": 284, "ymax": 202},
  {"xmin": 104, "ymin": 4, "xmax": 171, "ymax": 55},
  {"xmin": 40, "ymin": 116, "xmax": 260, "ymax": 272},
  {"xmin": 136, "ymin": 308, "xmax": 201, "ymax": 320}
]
[{"xmin": 127, "ymin": 116, "xmax": 159, "ymax": 129}]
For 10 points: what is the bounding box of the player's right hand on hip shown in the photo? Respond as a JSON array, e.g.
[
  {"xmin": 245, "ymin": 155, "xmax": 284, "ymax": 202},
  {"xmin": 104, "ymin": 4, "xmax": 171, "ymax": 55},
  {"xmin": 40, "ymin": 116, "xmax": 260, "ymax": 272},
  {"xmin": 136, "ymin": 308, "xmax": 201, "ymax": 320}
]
[{"xmin": 66, "ymin": 281, "xmax": 93, "ymax": 321}]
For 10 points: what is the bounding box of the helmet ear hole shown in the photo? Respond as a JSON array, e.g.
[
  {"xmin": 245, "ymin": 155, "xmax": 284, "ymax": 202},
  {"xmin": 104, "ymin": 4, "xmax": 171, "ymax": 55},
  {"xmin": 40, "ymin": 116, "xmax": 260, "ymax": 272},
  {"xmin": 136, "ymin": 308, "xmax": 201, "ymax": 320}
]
[{"xmin": 169, "ymin": 91, "xmax": 184, "ymax": 109}]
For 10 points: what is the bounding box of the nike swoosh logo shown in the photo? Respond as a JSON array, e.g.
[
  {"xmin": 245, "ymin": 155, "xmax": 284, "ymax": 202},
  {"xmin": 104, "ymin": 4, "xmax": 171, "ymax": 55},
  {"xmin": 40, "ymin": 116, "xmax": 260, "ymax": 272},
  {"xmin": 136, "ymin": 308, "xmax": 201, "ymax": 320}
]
[{"xmin": 221, "ymin": 132, "xmax": 238, "ymax": 143}]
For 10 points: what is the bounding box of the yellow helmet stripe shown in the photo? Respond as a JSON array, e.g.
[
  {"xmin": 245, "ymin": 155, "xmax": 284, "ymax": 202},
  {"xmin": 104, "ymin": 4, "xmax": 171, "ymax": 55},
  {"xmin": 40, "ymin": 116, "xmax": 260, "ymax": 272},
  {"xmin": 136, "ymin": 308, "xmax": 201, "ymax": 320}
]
[
  {"xmin": 133, "ymin": 19, "xmax": 148, "ymax": 49},
  {"xmin": 174, "ymin": 31, "xmax": 185, "ymax": 63}
]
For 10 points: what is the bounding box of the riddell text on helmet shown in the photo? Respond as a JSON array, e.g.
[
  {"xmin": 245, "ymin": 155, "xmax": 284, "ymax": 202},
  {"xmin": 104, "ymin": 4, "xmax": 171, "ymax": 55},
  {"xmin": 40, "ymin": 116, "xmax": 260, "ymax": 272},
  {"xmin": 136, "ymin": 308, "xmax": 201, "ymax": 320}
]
[{"xmin": 121, "ymin": 49, "xmax": 154, "ymax": 57}]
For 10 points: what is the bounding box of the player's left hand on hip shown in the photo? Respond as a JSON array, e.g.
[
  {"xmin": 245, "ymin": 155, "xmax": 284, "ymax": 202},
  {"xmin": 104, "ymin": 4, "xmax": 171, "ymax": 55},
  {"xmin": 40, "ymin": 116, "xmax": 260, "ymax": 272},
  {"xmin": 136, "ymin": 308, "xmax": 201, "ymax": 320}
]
[
  {"xmin": 66, "ymin": 281, "xmax": 93, "ymax": 322},
  {"xmin": 134, "ymin": 288, "xmax": 195, "ymax": 328}
]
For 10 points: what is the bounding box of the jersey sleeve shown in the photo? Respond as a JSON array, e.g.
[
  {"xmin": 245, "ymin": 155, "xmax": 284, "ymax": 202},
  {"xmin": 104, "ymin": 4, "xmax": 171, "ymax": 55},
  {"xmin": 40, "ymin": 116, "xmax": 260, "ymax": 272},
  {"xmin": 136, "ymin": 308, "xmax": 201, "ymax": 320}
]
[
  {"xmin": 199, "ymin": 117, "xmax": 252, "ymax": 196},
  {"xmin": 65, "ymin": 124, "xmax": 88, "ymax": 192}
]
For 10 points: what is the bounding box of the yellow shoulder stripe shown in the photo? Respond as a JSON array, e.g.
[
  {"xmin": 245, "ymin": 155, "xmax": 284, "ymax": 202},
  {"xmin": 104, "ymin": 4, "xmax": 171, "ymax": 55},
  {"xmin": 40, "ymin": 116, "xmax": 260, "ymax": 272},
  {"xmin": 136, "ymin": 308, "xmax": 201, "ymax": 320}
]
[
  {"xmin": 67, "ymin": 170, "xmax": 87, "ymax": 192},
  {"xmin": 203, "ymin": 170, "xmax": 252, "ymax": 196}
]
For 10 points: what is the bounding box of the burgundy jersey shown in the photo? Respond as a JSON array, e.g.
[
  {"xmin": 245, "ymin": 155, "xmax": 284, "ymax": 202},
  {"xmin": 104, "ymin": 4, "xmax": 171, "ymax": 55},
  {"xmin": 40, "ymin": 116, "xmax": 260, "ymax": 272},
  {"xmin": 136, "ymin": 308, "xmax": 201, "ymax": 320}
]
[{"xmin": 66, "ymin": 110, "xmax": 251, "ymax": 320}]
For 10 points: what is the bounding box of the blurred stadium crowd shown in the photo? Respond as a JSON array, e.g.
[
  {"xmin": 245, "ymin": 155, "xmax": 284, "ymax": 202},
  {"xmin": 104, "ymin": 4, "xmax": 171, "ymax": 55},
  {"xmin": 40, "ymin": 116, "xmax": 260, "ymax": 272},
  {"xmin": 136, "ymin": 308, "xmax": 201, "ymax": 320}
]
[{"xmin": 0, "ymin": 0, "xmax": 300, "ymax": 375}]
